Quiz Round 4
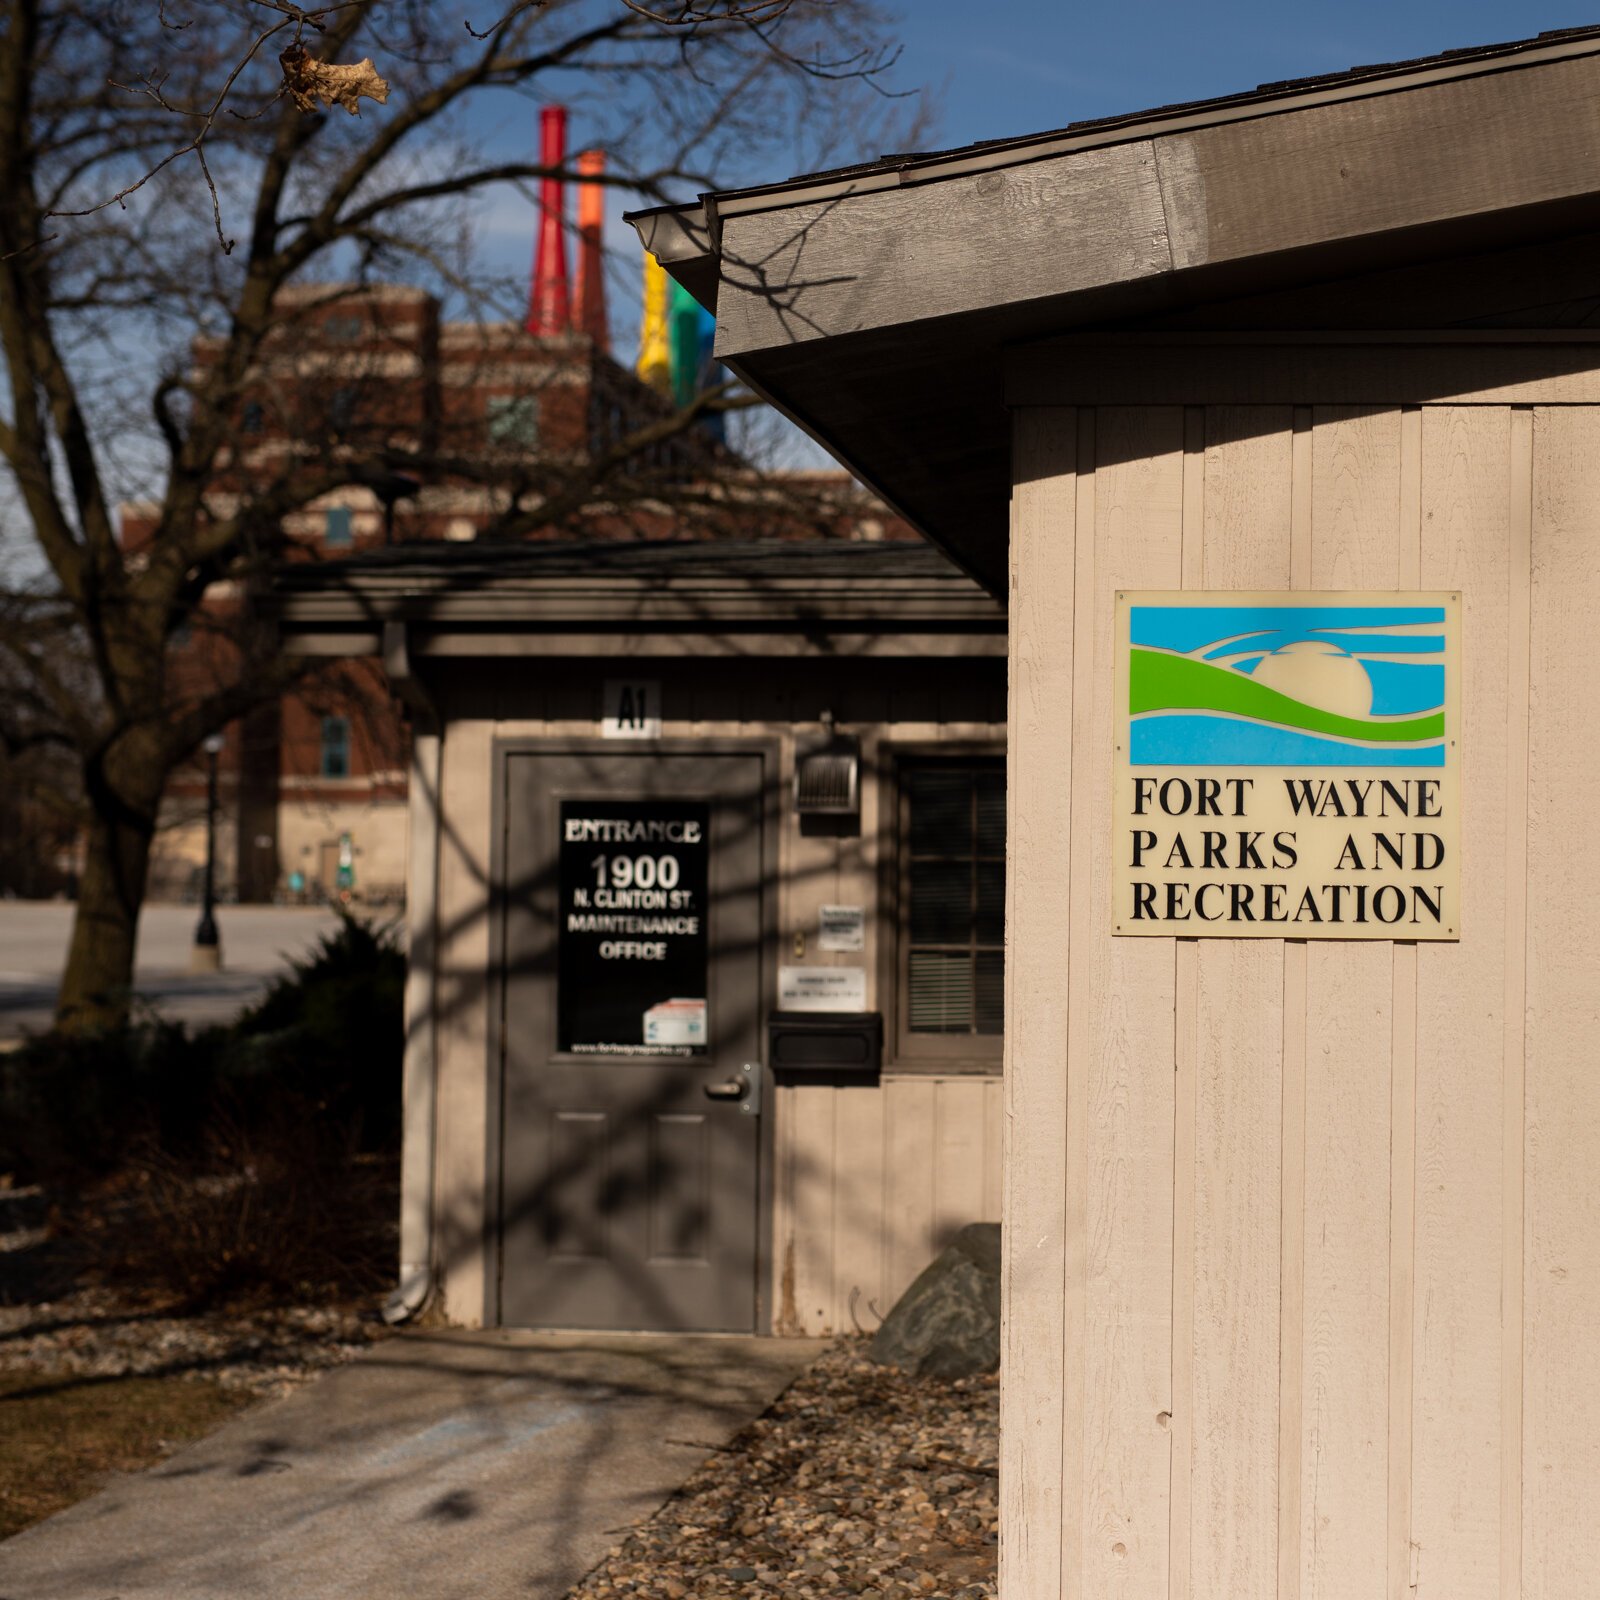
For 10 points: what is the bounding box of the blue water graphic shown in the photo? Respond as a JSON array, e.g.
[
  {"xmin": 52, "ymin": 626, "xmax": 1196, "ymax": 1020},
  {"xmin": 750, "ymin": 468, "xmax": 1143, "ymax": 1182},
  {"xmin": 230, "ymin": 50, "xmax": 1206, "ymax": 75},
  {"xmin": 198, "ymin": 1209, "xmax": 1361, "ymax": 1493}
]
[
  {"xmin": 1363, "ymin": 660, "xmax": 1445, "ymax": 717},
  {"xmin": 1201, "ymin": 630, "xmax": 1443, "ymax": 659},
  {"xmin": 1132, "ymin": 713, "xmax": 1446, "ymax": 768},
  {"xmin": 1131, "ymin": 605, "xmax": 1445, "ymax": 654}
]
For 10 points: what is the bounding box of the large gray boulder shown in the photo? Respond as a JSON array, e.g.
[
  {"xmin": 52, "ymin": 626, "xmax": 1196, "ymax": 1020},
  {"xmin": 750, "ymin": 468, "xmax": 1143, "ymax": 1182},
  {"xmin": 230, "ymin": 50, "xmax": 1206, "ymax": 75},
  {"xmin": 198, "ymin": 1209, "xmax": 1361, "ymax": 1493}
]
[{"xmin": 869, "ymin": 1223, "xmax": 1000, "ymax": 1379}]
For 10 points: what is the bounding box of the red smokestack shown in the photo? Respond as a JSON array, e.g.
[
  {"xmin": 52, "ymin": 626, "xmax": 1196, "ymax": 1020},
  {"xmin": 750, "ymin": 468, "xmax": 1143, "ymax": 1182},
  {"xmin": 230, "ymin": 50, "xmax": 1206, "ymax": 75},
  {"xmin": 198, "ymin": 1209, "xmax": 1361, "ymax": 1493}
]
[
  {"xmin": 527, "ymin": 105, "xmax": 570, "ymax": 336},
  {"xmin": 573, "ymin": 148, "xmax": 610, "ymax": 354}
]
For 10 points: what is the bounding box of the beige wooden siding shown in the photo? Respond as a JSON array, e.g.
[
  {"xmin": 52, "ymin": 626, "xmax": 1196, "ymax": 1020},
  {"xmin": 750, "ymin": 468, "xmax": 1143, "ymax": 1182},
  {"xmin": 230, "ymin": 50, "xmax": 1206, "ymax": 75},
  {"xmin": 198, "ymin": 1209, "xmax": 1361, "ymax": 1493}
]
[
  {"xmin": 1005, "ymin": 397, "xmax": 1600, "ymax": 1600},
  {"xmin": 432, "ymin": 715, "xmax": 494, "ymax": 1326},
  {"xmin": 1523, "ymin": 407, "xmax": 1600, "ymax": 1598},
  {"xmin": 772, "ymin": 1074, "xmax": 1006, "ymax": 1336},
  {"xmin": 424, "ymin": 704, "xmax": 1004, "ymax": 1329}
]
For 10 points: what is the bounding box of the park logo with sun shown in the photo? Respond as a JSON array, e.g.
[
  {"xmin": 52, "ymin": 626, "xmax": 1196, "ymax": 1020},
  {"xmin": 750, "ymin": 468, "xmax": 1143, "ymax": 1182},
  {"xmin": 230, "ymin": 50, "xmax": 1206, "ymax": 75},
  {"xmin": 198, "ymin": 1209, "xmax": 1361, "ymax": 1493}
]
[{"xmin": 1126, "ymin": 601, "xmax": 1448, "ymax": 768}]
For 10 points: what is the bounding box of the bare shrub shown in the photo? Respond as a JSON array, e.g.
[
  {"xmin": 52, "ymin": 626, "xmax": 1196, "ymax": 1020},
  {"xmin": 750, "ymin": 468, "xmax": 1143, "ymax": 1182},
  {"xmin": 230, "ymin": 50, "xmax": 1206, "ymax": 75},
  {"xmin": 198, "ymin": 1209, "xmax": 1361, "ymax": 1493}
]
[{"xmin": 70, "ymin": 1111, "xmax": 396, "ymax": 1308}]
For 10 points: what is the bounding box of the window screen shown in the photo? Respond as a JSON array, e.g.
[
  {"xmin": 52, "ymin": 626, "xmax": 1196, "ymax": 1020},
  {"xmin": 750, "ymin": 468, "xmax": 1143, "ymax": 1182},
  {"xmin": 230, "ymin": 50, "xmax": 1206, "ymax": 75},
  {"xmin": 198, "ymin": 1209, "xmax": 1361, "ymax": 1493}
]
[
  {"xmin": 328, "ymin": 386, "xmax": 357, "ymax": 432},
  {"xmin": 487, "ymin": 394, "xmax": 540, "ymax": 448},
  {"xmin": 903, "ymin": 763, "xmax": 1005, "ymax": 1036},
  {"xmin": 320, "ymin": 716, "xmax": 351, "ymax": 778}
]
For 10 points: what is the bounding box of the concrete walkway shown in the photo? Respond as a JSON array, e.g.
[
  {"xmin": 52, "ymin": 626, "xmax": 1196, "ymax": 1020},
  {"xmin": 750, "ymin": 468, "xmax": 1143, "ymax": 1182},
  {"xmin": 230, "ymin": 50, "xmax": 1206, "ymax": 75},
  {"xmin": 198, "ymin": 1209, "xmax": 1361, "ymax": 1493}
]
[{"xmin": 0, "ymin": 1330, "xmax": 817, "ymax": 1599}]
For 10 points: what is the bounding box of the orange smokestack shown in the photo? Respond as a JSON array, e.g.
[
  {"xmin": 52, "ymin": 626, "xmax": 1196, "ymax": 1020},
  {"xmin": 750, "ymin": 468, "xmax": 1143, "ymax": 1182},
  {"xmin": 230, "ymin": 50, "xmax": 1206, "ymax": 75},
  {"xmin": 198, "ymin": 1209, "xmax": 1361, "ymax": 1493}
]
[
  {"xmin": 527, "ymin": 105, "xmax": 570, "ymax": 336},
  {"xmin": 573, "ymin": 148, "xmax": 609, "ymax": 354}
]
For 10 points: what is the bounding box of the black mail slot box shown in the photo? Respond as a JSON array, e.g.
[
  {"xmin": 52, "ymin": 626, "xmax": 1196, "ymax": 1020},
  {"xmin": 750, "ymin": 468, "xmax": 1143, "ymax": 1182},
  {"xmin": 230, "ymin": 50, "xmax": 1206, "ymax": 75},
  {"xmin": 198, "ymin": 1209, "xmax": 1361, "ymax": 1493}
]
[{"xmin": 767, "ymin": 1010, "xmax": 883, "ymax": 1082}]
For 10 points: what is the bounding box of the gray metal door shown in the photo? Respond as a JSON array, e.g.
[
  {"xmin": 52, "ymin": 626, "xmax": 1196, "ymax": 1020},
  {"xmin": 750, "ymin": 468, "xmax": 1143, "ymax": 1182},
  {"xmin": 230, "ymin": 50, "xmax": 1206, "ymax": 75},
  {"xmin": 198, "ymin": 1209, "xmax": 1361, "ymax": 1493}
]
[{"xmin": 498, "ymin": 751, "xmax": 764, "ymax": 1330}]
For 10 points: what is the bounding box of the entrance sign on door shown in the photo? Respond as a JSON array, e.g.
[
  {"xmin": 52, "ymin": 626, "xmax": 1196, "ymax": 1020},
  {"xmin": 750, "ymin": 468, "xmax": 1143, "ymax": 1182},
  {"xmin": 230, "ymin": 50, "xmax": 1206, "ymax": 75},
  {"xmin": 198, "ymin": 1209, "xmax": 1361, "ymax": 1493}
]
[
  {"xmin": 558, "ymin": 798, "xmax": 710, "ymax": 1051},
  {"xmin": 1112, "ymin": 592, "xmax": 1461, "ymax": 939}
]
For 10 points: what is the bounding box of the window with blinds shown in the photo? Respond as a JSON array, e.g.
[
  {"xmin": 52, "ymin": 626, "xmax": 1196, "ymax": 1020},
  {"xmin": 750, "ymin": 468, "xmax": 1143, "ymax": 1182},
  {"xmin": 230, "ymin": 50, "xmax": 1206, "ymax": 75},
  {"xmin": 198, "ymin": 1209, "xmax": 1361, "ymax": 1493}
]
[{"xmin": 901, "ymin": 762, "xmax": 1005, "ymax": 1046}]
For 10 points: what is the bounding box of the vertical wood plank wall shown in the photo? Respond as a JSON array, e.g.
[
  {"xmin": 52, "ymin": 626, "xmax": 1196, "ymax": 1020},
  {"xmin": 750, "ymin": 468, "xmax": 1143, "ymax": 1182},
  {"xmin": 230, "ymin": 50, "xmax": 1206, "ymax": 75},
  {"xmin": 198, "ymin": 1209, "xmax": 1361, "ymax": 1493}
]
[
  {"xmin": 1523, "ymin": 408, "xmax": 1600, "ymax": 1598},
  {"xmin": 1003, "ymin": 398, "xmax": 1600, "ymax": 1599},
  {"xmin": 428, "ymin": 708, "xmax": 1005, "ymax": 1331},
  {"xmin": 771, "ymin": 719, "xmax": 1007, "ymax": 1337},
  {"xmin": 771, "ymin": 1074, "xmax": 1006, "ymax": 1335}
]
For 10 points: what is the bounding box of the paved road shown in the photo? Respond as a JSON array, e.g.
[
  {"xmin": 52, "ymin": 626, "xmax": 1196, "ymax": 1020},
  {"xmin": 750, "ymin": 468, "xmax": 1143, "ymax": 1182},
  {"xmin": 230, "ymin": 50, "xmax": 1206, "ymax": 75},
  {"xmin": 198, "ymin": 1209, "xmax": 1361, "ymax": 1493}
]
[
  {"xmin": 0, "ymin": 1330, "xmax": 815, "ymax": 1600},
  {"xmin": 0, "ymin": 902, "xmax": 399, "ymax": 1038}
]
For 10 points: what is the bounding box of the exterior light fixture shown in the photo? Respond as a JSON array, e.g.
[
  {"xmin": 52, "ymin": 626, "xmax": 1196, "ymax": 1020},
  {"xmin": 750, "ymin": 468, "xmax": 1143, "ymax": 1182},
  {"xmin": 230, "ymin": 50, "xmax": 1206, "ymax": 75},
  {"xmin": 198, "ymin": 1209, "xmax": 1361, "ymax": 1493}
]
[{"xmin": 795, "ymin": 710, "xmax": 860, "ymax": 820}]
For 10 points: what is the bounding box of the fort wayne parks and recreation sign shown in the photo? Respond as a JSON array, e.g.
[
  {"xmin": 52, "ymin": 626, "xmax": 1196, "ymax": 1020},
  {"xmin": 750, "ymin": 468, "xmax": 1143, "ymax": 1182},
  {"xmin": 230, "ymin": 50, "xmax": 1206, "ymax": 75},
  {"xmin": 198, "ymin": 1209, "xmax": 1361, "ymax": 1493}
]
[{"xmin": 1113, "ymin": 592, "xmax": 1461, "ymax": 940}]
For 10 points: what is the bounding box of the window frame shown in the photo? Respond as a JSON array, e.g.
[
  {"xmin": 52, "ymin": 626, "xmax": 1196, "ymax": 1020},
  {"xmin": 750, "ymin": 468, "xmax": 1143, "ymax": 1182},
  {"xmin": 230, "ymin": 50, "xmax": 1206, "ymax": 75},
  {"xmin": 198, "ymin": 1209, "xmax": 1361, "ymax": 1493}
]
[{"xmin": 880, "ymin": 744, "xmax": 1006, "ymax": 1073}]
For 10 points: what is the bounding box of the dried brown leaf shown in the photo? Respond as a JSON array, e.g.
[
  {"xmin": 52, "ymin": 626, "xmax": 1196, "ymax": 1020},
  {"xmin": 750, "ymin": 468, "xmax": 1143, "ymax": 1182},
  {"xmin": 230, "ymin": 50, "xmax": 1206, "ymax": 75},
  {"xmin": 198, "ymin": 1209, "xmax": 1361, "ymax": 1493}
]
[{"xmin": 280, "ymin": 45, "xmax": 390, "ymax": 116}]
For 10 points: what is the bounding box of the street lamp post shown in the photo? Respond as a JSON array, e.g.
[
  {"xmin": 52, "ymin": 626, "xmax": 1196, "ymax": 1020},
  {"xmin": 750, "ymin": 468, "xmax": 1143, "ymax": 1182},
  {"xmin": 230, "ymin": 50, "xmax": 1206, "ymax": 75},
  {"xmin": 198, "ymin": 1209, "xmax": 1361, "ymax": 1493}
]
[
  {"xmin": 190, "ymin": 732, "xmax": 225, "ymax": 972},
  {"xmin": 371, "ymin": 471, "xmax": 419, "ymax": 546}
]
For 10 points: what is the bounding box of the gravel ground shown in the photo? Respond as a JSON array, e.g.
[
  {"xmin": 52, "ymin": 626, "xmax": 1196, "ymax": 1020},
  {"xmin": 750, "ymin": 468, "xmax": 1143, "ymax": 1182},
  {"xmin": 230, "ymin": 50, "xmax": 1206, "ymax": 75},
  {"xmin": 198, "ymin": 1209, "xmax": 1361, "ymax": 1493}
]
[
  {"xmin": 0, "ymin": 1284, "xmax": 388, "ymax": 1399},
  {"xmin": 0, "ymin": 1183, "xmax": 388, "ymax": 1398},
  {"xmin": 4, "ymin": 1185, "xmax": 1001, "ymax": 1597},
  {"xmin": 568, "ymin": 1338, "xmax": 999, "ymax": 1600}
]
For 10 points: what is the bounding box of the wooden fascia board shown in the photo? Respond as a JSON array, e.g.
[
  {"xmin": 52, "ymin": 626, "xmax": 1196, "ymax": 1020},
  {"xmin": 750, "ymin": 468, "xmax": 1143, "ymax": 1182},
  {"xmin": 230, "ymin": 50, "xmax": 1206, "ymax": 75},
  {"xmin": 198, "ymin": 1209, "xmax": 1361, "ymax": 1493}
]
[
  {"xmin": 641, "ymin": 32, "xmax": 1600, "ymax": 306},
  {"xmin": 711, "ymin": 51, "xmax": 1600, "ymax": 359},
  {"xmin": 283, "ymin": 630, "xmax": 1005, "ymax": 660},
  {"xmin": 708, "ymin": 31, "xmax": 1600, "ymax": 217},
  {"xmin": 273, "ymin": 582, "xmax": 1002, "ymax": 631},
  {"xmin": 273, "ymin": 587, "xmax": 1001, "ymax": 618},
  {"xmin": 282, "ymin": 632, "xmax": 384, "ymax": 657},
  {"xmin": 409, "ymin": 631, "xmax": 1005, "ymax": 659}
]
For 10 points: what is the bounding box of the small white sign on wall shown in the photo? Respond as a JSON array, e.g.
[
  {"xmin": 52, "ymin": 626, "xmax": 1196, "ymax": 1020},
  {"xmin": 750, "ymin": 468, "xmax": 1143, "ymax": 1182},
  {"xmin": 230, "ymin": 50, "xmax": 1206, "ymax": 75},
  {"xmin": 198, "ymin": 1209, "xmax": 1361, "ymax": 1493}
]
[
  {"xmin": 818, "ymin": 904, "xmax": 866, "ymax": 952},
  {"xmin": 602, "ymin": 679, "xmax": 661, "ymax": 739},
  {"xmin": 778, "ymin": 965, "xmax": 867, "ymax": 1012}
]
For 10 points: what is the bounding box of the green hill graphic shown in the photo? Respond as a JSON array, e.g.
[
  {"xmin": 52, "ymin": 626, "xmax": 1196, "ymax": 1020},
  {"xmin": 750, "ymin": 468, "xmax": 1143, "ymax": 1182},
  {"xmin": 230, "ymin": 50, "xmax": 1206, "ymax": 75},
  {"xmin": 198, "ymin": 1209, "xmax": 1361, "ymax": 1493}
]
[{"xmin": 1130, "ymin": 648, "xmax": 1444, "ymax": 744}]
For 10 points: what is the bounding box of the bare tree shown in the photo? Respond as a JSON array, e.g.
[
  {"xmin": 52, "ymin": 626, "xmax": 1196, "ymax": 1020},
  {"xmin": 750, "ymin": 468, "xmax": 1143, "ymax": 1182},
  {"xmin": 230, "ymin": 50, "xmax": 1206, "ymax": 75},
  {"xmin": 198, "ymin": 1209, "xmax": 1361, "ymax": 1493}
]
[{"xmin": 0, "ymin": 0, "xmax": 921, "ymax": 1029}]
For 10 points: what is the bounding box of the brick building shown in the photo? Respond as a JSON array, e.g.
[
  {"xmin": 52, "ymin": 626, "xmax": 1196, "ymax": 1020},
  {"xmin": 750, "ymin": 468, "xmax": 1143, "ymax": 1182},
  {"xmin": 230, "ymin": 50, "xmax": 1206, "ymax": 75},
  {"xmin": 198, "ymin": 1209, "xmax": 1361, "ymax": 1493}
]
[{"xmin": 127, "ymin": 280, "xmax": 903, "ymax": 905}]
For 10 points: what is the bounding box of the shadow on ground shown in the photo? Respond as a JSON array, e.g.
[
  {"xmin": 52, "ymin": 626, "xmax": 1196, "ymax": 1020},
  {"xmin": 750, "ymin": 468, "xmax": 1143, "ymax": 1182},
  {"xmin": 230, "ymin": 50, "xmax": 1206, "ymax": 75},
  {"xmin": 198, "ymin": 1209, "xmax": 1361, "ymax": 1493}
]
[{"xmin": 0, "ymin": 1329, "xmax": 816, "ymax": 1600}]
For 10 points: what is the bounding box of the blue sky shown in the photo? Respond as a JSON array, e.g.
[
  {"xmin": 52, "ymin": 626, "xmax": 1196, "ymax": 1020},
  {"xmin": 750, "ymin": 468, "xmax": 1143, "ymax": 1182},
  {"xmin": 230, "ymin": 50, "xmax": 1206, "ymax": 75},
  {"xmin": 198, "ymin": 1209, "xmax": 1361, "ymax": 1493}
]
[
  {"xmin": 19, "ymin": 2, "xmax": 1595, "ymax": 553},
  {"xmin": 704, "ymin": 3, "xmax": 1595, "ymax": 461},
  {"xmin": 355, "ymin": 5, "xmax": 1600, "ymax": 364},
  {"xmin": 889, "ymin": 3, "xmax": 1597, "ymax": 155},
  {"xmin": 569, "ymin": 3, "xmax": 1599, "ymax": 377}
]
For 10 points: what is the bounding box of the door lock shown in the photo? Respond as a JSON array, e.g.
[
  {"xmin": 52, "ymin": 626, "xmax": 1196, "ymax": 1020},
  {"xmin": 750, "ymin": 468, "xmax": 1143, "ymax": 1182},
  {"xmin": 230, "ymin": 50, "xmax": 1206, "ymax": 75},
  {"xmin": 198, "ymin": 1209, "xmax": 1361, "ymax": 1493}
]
[{"xmin": 702, "ymin": 1062, "xmax": 763, "ymax": 1116}]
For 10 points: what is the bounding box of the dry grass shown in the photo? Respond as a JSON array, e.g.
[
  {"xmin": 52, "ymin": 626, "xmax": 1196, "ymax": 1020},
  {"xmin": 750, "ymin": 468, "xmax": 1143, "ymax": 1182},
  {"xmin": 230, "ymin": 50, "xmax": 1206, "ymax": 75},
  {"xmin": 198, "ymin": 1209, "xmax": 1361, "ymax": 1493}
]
[{"xmin": 0, "ymin": 1370, "xmax": 255, "ymax": 1540}]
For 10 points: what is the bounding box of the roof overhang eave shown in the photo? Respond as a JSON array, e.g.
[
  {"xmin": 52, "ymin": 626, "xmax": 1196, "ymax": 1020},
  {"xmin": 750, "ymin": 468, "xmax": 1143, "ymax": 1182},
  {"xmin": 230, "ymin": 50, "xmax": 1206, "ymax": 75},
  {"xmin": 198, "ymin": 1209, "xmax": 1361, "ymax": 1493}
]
[
  {"xmin": 634, "ymin": 24, "xmax": 1600, "ymax": 239},
  {"xmin": 625, "ymin": 32, "xmax": 1600, "ymax": 595}
]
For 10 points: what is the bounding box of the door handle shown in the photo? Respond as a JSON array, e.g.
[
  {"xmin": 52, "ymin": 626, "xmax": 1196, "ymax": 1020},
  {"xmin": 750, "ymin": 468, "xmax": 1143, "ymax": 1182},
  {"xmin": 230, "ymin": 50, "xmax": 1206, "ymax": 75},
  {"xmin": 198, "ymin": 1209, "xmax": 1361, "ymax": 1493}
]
[{"xmin": 703, "ymin": 1063, "xmax": 763, "ymax": 1116}]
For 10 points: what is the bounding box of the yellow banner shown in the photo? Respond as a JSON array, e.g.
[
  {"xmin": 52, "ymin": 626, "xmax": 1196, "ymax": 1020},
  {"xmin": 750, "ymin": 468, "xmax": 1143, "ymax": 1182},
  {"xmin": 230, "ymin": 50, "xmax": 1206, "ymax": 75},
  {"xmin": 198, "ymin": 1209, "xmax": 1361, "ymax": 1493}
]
[{"xmin": 636, "ymin": 252, "xmax": 672, "ymax": 396}]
